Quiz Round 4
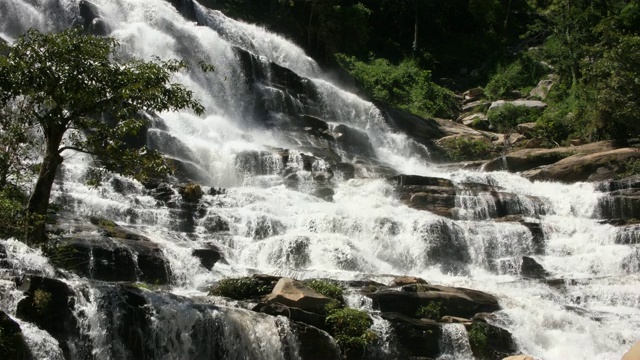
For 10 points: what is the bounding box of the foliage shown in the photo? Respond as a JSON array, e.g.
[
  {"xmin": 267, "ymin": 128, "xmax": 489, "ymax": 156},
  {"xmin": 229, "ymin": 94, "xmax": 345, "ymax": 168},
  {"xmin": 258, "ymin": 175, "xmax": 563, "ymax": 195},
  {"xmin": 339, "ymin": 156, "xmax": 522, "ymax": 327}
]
[
  {"xmin": 306, "ymin": 279, "xmax": 343, "ymax": 301},
  {"xmin": 336, "ymin": 54, "xmax": 458, "ymax": 118},
  {"xmin": 468, "ymin": 322, "xmax": 489, "ymax": 357},
  {"xmin": 442, "ymin": 137, "xmax": 493, "ymax": 162},
  {"xmin": 209, "ymin": 277, "xmax": 272, "ymax": 300},
  {"xmin": 0, "ymin": 188, "xmax": 43, "ymax": 241},
  {"xmin": 619, "ymin": 159, "xmax": 640, "ymax": 179},
  {"xmin": 485, "ymin": 54, "xmax": 549, "ymax": 100},
  {"xmin": 325, "ymin": 307, "xmax": 376, "ymax": 356},
  {"xmin": 416, "ymin": 301, "xmax": 442, "ymax": 321},
  {"xmin": 488, "ymin": 104, "xmax": 542, "ymax": 133},
  {"xmin": 33, "ymin": 289, "xmax": 52, "ymax": 315},
  {"xmin": 0, "ymin": 28, "xmax": 204, "ymax": 242}
]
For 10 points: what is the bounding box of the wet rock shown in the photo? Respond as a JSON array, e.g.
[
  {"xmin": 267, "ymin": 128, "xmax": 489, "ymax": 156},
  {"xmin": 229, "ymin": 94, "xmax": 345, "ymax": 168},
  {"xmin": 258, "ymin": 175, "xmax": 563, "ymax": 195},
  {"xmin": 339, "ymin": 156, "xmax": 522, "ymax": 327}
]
[
  {"xmin": 289, "ymin": 321, "xmax": 342, "ymax": 360},
  {"xmin": 520, "ymin": 256, "xmax": 549, "ymax": 278},
  {"xmin": 150, "ymin": 182, "xmax": 175, "ymax": 203},
  {"xmin": 192, "ymin": 247, "xmax": 223, "ymax": 270},
  {"xmin": 615, "ymin": 224, "xmax": 640, "ymax": 244},
  {"xmin": 467, "ymin": 321, "xmax": 517, "ymax": 360},
  {"xmin": 334, "ymin": 163, "xmax": 355, "ymax": 180},
  {"xmin": 596, "ymin": 177, "xmax": 640, "ymax": 220},
  {"xmin": 253, "ymin": 302, "xmax": 327, "ymax": 330},
  {"xmin": 208, "ymin": 187, "xmax": 226, "ymax": 196},
  {"xmin": 16, "ymin": 276, "xmax": 89, "ymax": 359},
  {"xmin": 333, "ymin": 124, "xmax": 375, "ymax": 159},
  {"xmin": 235, "ymin": 150, "xmax": 284, "ymax": 176},
  {"xmin": 264, "ymin": 278, "xmax": 333, "ymax": 314},
  {"xmin": 314, "ymin": 187, "xmax": 334, "ymax": 201},
  {"xmin": 422, "ymin": 220, "xmax": 470, "ymax": 274},
  {"xmin": 53, "ymin": 235, "xmax": 171, "ymax": 284},
  {"xmin": 246, "ymin": 215, "xmax": 285, "ymax": 240},
  {"xmin": 89, "ymin": 216, "xmax": 151, "ymax": 241},
  {"xmin": 439, "ymin": 315, "xmax": 472, "ymax": 325},
  {"xmin": 380, "ymin": 312, "xmax": 441, "ymax": 359},
  {"xmin": 367, "ymin": 284, "xmax": 500, "ymax": 319},
  {"xmin": 0, "ymin": 310, "xmax": 33, "ymax": 360},
  {"xmin": 178, "ymin": 182, "xmax": 203, "ymax": 203},
  {"xmin": 389, "ymin": 276, "xmax": 428, "ymax": 287},
  {"xmin": 202, "ymin": 214, "xmax": 230, "ymax": 233}
]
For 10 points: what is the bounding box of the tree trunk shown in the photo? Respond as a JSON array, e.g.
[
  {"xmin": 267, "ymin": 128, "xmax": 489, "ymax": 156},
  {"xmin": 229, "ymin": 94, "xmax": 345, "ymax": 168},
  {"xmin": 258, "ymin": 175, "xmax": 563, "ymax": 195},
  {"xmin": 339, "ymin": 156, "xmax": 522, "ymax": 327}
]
[{"xmin": 27, "ymin": 125, "xmax": 64, "ymax": 244}]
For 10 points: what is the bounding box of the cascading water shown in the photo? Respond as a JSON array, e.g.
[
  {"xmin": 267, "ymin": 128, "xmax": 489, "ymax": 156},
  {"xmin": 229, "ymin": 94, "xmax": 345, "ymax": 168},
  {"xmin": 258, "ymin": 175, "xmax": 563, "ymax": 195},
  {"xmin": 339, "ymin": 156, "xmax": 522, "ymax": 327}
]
[{"xmin": 1, "ymin": 0, "xmax": 639, "ymax": 359}]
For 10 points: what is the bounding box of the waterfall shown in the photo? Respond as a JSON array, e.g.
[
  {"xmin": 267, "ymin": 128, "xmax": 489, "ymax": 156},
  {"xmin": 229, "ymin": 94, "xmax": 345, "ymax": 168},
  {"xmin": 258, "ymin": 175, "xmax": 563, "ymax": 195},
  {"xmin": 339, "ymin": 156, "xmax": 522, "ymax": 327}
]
[{"xmin": 0, "ymin": 0, "xmax": 639, "ymax": 359}]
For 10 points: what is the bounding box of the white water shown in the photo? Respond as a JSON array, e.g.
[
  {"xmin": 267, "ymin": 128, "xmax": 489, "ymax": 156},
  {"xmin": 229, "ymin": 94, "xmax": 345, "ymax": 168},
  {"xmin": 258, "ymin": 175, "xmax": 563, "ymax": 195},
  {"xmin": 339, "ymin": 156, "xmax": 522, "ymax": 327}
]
[
  {"xmin": 1, "ymin": 0, "xmax": 639, "ymax": 359},
  {"xmin": 438, "ymin": 323, "xmax": 474, "ymax": 360}
]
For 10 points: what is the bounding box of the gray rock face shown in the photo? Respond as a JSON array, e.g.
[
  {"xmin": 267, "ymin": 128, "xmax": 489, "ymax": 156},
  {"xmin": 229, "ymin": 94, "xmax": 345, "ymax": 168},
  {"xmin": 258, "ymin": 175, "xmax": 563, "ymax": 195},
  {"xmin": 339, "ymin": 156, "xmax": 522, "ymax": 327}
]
[{"xmin": 489, "ymin": 99, "xmax": 547, "ymax": 111}]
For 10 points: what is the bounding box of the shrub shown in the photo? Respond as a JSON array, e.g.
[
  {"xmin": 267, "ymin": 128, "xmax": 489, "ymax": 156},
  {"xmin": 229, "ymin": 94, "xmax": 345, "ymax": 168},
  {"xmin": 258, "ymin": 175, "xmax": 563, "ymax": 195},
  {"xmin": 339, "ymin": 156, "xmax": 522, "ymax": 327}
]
[
  {"xmin": 416, "ymin": 301, "xmax": 441, "ymax": 320},
  {"xmin": 336, "ymin": 54, "xmax": 459, "ymax": 118},
  {"xmin": 306, "ymin": 279, "xmax": 344, "ymax": 301},
  {"xmin": 487, "ymin": 104, "xmax": 542, "ymax": 133},
  {"xmin": 442, "ymin": 137, "xmax": 493, "ymax": 161},
  {"xmin": 326, "ymin": 308, "xmax": 376, "ymax": 356},
  {"xmin": 485, "ymin": 54, "xmax": 549, "ymax": 100},
  {"xmin": 468, "ymin": 322, "xmax": 489, "ymax": 357},
  {"xmin": 209, "ymin": 277, "xmax": 272, "ymax": 300},
  {"xmin": 618, "ymin": 159, "xmax": 640, "ymax": 179},
  {"xmin": 0, "ymin": 188, "xmax": 43, "ymax": 242}
]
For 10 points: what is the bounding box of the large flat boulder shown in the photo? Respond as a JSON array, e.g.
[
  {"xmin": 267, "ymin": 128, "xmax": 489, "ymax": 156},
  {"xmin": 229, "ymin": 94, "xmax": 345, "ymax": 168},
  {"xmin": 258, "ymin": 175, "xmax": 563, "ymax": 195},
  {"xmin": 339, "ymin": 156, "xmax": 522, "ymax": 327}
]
[
  {"xmin": 522, "ymin": 147, "xmax": 640, "ymax": 182},
  {"xmin": 380, "ymin": 312, "xmax": 441, "ymax": 358},
  {"xmin": 367, "ymin": 284, "xmax": 500, "ymax": 319}
]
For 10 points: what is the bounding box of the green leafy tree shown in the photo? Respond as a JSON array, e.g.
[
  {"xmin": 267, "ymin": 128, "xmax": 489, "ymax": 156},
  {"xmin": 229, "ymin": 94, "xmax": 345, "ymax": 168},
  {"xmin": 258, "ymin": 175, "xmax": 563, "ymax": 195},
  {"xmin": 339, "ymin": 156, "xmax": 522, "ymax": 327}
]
[{"xmin": 0, "ymin": 28, "xmax": 204, "ymax": 243}]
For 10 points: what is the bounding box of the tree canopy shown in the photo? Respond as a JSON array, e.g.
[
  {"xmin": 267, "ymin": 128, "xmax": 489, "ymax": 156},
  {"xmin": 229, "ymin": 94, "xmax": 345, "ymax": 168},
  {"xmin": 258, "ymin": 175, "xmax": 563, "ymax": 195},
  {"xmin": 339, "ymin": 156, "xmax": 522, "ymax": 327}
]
[{"xmin": 0, "ymin": 28, "xmax": 205, "ymax": 242}]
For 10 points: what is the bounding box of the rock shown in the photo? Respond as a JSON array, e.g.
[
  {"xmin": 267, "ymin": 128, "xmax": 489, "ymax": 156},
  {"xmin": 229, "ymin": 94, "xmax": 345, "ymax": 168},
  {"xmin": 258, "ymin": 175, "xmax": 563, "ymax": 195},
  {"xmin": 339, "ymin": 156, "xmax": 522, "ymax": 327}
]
[
  {"xmin": 463, "ymin": 99, "xmax": 491, "ymax": 112},
  {"xmin": 596, "ymin": 177, "xmax": 640, "ymax": 221},
  {"xmin": 435, "ymin": 118, "xmax": 484, "ymax": 137},
  {"xmin": 314, "ymin": 187, "xmax": 334, "ymax": 201},
  {"xmin": 0, "ymin": 311, "xmax": 33, "ymax": 360},
  {"xmin": 264, "ymin": 278, "xmax": 333, "ymax": 314},
  {"xmin": 150, "ymin": 182, "xmax": 175, "ymax": 203},
  {"xmin": 288, "ymin": 321, "xmax": 342, "ymax": 360},
  {"xmin": 380, "ymin": 312, "xmax": 441, "ymax": 359},
  {"xmin": 389, "ymin": 276, "xmax": 428, "ymax": 287},
  {"xmin": 523, "ymin": 147, "xmax": 640, "ymax": 183},
  {"xmin": 461, "ymin": 113, "xmax": 489, "ymax": 130},
  {"xmin": 516, "ymin": 122, "xmax": 537, "ymax": 138},
  {"xmin": 253, "ymin": 302, "xmax": 327, "ymax": 330},
  {"xmin": 367, "ymin": 284, "xmax": 500, "ymax": 319},
  {"xmin": 334, "ymin": 163, "xmax": 355, "ymax": 180},
  {"xmin": 421, "ymin": 220, "xmax": 470, "ymax": 274},
  {"xmin": 332, "ymin": 124, "xmax": 375, "ymax": 159},
  {"xmin": 16, "ymin": 276, "xmax": 89, "ymax": 359},
  {"xmin": 503, "ymin": 356, "xmax": 536, "ymax": 360},
  {"xmin": 246, "ymin": 215, "xmax": 285, "ymax": 240},
  {"xmin": 178, "ymin": 182, "xmax": 203, "ymax": 203},
  {"xmin": 467, "ymin": 321, "xmax": 517, "ymax": 359},
  {"xmin": 53, "ymin": 235, "xmax": 171, "ymax": 284},
  {"xmin": 623, "ymin": 341, "xmax": 640, "ymax": 360},
  {"xmin": 521, "ymin": 256, "xmax": 549, "ymax": 278},
  {"xmin": 202, "ymin": 214, "xmax": 230, "ymax": 232},
  {"xmin": 529, "ymin": 76, "xmax": 555, "ymax": 99},
  {"xmin": 464, "ymin": 87, "xmax": 485, "ymax": 100},
  {"xmin": 489, "ymin": 99, "xmax": 547, "ymax": 111},
  {"xmin": 192, "ymin": 247, "xmax": 223, "ymax": 270},
  {"xmin": 439, "ymin": 316, "xmax": 472, "ymax": 324}
]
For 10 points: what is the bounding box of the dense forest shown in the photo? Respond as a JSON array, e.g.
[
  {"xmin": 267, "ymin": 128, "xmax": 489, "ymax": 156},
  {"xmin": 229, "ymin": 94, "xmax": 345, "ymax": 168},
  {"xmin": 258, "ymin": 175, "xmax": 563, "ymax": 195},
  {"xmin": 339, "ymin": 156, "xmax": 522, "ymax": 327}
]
[{"xmin": 202, "ymin": 0, "xmax": 640, "ymax": 145}]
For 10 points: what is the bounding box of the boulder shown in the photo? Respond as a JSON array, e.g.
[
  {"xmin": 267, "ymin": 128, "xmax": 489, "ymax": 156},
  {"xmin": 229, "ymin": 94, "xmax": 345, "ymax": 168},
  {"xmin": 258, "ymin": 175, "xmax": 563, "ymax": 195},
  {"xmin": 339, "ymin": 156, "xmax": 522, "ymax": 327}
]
[
  {"xmin": 380, "ymin": 312, "xmax": 441, "ymax": 359},
  {"xmin": 529, "ymin": 76, "xmax": 555, "ymax": 99},
  {"xmin": 463, "ymin": 100, "xmax": 491, "ymax": 112},
  {"xmin": 253, "ymin": 302, "xmax": 327, "ymax": 330},
  {"xmin": 53, "ymin": 234, "xmax": 171, "ymax": 284},
  {"xmin": 264, "ymin": 278, "xmax": 333, "ymax": 314},
  {"xmin": 332, "ymin": 124, "xmax": 375, "ymax": 159},
  {"xmin": 178, "ymin": 182, "xmax": 203, "ymax": 203},
  {"xmin": 435, "ymin": 118, "xmax": 484, "ymax": 137},
  {"xmin": 623, "ymin": 341, "xmax": 640, "ymax": 360},
  {"xmin": 521, "ymin": 256, "xmax": 549, "ymax": 278},
  {"xmin": 461, "ymin": 113, "xmax": 489, "ymax": 130},
  {"xmin": 515, "ymin": 122, "xmax": 538, "ymax": 138},
  {"xmin": 389, "ymin": 276, "xmax": 428, "ymax": 287},
  {"xmin": 192, "ymin": 247, "xmax": 223, "ymax": 270},
  {"xmin": 503, "ymin": 356, "xmax": 535, "ymax": 360},
  {"xmin": 202, "ymin": 214, "xmax": 230, "ymax": 232},
  {"xmin": 523, "ymin": 147, "xmax": 640, "ymax": 183},
  {"xmin": 16, "ymin": 276, "xmax": 89, "ymax": 359},
  {"xmin": 288, "ymin": 321, "xmax": 342, "ymax": 360},
  {"xmin": 0, "ymin": 311, "xmax": 33, "ymax": 360},
  {"xmin": 489, "ymin": 100, "xmax": 547, "ymax": 111},
  {"xmin": 440, "ymin": 315, "xmax": 472, "ymax": 324},
  {"xmin": 596, "ymin": 177, "xmax": 640, "ymax": 221},
  {"xmin": 367, "ymin": 284, "xmax": 500, "ymax": 319},
  {"xmin": 467, "ymin": 321, "xmax": 517, "ymax": 359}
]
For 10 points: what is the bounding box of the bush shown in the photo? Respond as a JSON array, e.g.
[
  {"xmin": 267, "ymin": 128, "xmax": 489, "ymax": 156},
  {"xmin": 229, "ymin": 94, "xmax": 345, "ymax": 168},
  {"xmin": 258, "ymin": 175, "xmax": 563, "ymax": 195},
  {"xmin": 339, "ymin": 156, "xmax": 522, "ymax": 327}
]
[
  {"xmin": 485, "ymin": 54, "xmax": 549, "ymax": 100},
  {"xmin": 618, "ymin": 159, "xmax": 640, "ymax": 179},
  {"xmin": 336, "ymin": 54, "xmax": 459, "ymax": 118},
  {"xmin": 33, "ymin": 289, "xmax": 52, "ymax": 315},
  {"xmin": 416, "ymin": 301, "xmax": 441, "ymax": 320},
  {"xmin": 0, "ymin": 188, "xmax": 43, "ymax": 241},
  {"xmin": 306, "ymin": 279, "xmax": 344, "ymax": 301},
  {"xmin": 468, "ymin": 322, "xmax": 489, "ymax": 357},
  {"xmin": 209, "ymin": 277, "xmax": 272, "ymax": 300},
  {"xmin": 488, "ymin": 104, "xmax": 542, "ymax": 133},
  {"xmin": 442, "ymin": 137, "xmax": 493, "ymax": 161},
  {"xmin": 326, "ymin": 308, "xmax": 376, "ymax": 356}
]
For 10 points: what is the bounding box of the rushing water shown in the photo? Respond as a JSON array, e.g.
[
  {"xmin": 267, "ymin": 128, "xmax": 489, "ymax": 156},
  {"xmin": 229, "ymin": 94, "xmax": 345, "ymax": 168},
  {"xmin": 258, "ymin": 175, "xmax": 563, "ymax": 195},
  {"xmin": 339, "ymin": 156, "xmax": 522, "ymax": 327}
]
[{"xmin": 1, "ymin": 0, "xmax": 639, "ymax": 359}]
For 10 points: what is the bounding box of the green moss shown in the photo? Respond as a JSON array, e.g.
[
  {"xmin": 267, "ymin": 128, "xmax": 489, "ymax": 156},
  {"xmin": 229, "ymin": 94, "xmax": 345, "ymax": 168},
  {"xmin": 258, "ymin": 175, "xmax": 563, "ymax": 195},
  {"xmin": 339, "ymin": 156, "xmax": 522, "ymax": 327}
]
[
  {"xmin": 306, "ymin": 279, "xmax": 344, "ymax": 301},
  {"xmin": 416, "ymin": 301, "xmax": 441, "ymax": 321},
  {"xmin": 209, "ymin": 277, "xmax": 272, "ymax": 300},
  {"xmin": 33, "ymin": 289, "xmax": 52, "ymax": 315},
  {"xmin": 441, "ymin": 137, "xmax": 494, "ymax": 161}
]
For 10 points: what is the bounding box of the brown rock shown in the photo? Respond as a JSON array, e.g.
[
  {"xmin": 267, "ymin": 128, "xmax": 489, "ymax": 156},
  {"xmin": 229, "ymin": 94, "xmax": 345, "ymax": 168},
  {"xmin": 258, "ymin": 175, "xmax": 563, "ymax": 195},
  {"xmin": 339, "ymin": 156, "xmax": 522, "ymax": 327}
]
[
  {"xmin": 439, "ymin": 315, "xmax": 471, "ymax": 324},
  {"xmin": 623, "ymin": 341, "xmax": 640, "ymax": 360},
  {"xmin": 503, "ymin": 355, "xmax": 536, "ymax": 360},
  {"xmin": 389, "ymin": 276, "xmax": 428, "ymax": 287},
  {"xmin": 264, "ymin": 278, "xmax": 333, "ymax": 313}
]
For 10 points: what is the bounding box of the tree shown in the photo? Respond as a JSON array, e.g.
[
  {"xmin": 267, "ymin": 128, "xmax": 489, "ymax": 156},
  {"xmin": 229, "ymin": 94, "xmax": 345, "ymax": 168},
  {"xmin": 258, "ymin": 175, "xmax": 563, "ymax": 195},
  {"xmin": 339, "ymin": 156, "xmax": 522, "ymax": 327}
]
[{"xmin": 0, "ymin": 28, "xmax": 205, "ymax": 243}]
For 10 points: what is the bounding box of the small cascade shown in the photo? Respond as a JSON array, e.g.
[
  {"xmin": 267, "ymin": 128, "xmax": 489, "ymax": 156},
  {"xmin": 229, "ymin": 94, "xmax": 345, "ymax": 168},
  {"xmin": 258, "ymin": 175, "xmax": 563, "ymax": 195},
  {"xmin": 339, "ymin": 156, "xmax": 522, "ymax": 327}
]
[{"xmin": 437, "ymin": 323, "xmax": 474, "ymax": 360}]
